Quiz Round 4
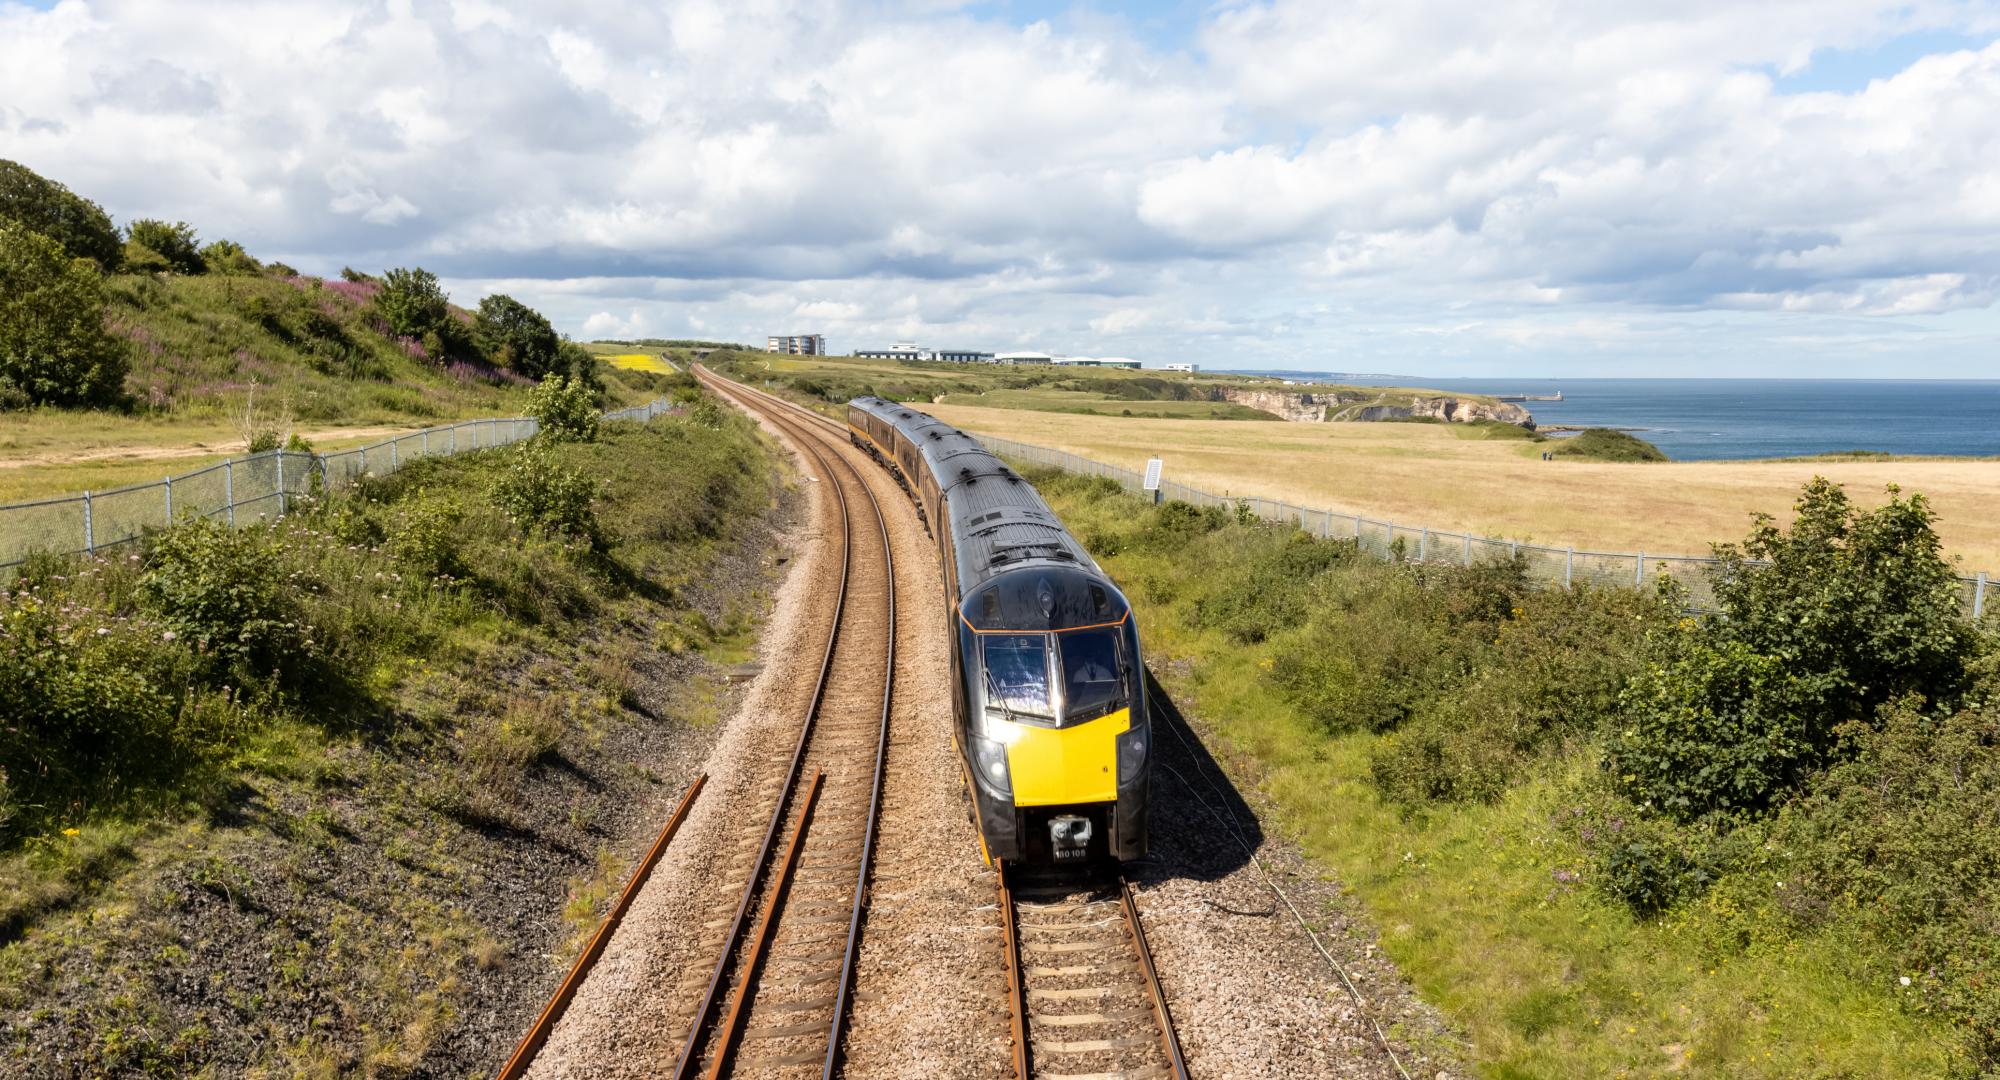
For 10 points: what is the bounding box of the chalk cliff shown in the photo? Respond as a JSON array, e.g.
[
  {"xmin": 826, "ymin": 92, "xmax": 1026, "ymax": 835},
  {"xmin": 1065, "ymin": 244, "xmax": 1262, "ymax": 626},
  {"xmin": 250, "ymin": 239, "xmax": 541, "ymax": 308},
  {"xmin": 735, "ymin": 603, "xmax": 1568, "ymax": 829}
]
[{"xmin": 1219, "ymin": 388, "xmax": 1536, "ymax": 428}]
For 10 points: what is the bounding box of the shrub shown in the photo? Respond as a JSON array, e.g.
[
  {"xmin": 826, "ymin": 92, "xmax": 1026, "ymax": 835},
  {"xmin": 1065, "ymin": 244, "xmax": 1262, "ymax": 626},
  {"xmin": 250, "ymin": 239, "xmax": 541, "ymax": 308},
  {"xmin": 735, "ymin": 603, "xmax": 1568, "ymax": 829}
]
[
  {"xmin": 0, "ymin": 221, "xmax": 128, "ymax": 406},
  {"xmin": 1189, "ymin": 528, "xmax": 1356, "ymax": 644},
  {"xmin": 1590, "ymin": 814, "xmax": 1715, "ymax": 916},
  {"xmin": 0, "ymin": 159, "xmax": 122, "ymax": 272},
  {"xmin": 474, "ymin": 294, "xmax": 562, "ymax": 378},
  {"xmin": 125, "ymin": 219, "xmax": 205, "ymax": 275},
  {"xmin": 373, "ymin": 266, "xmax": 450, "ymax": 340},
  {"xmin": 246, "ymin": 430, "xmax": 281, "ymax": 453},
  {"xmin": 1770, "ymin": 697, "xmax": 2000, "ymax": 1066},
  {"xmin": 527, "ymin": 374, "xmax": 600, "ymax": 442},
  {"xmin": 199, "ymin": 239, "xmax": 260, "ymax": 275},
  {"xmin": 491, "ymin": 442, "xmax": 602, "ymax": 545},
  {"xmin": 1551, "ymin": 428, "xmax": 1668, "ymax": 462},
  {"xmin": 138, "ymin": 518, "xmax": 304, "ymax": 676},
  {"xmin": 1607, "ymin": 479, "xmax": 1980, "ymax": 822},
  {"xmin": 391, "ymin": 495, "xmax": 466, "ymax": 578}
]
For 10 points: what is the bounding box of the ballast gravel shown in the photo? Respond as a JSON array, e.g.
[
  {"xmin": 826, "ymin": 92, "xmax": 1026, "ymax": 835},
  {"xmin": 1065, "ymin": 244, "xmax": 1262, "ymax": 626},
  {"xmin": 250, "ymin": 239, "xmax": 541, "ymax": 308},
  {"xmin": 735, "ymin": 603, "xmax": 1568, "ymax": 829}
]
[{"xmin": 521, "ymin": 390, "xmax": 1465, "ymax": 1079}]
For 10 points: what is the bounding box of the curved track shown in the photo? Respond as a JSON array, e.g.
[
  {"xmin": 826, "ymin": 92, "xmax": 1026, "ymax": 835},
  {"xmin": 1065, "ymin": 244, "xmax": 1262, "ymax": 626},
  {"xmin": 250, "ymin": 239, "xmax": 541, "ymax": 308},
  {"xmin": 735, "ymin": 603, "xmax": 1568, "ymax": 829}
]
[{"xmin": 662, "ymin": 368, "xmax": 897, "ymax": 1078}]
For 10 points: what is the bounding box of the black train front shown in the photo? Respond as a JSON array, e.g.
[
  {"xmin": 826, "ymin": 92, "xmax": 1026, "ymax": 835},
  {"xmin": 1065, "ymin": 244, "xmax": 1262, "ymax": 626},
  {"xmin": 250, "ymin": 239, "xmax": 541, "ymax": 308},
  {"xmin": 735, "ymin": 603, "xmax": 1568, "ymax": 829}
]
[{"xmin": 846, "ymin": 397, "xmax": 1149, "ymax": 865}]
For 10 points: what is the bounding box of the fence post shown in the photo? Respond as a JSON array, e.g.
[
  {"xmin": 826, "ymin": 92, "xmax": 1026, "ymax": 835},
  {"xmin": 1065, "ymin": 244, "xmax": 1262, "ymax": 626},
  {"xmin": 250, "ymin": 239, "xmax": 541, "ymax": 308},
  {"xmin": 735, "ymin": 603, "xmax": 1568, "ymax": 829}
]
[
  {"xmin": 164, "ymin": 475, "xmax": 173, "ymax": 522},
  {"xmin": 451, "ymin": 425, "xmax": 457, "ymax": 453},
  {"xmin": 83, "ymin": 491, "xmax": 94, "ymax": 553},
  {"xmin": 1510, "ymin": 540, "xmax": 1518, "ymax": 560},
  {"xmin": 1419, "ymin": 527, "xmax": 1428, "ymax": 562},
  {"xmin": 225, "ymin": 461, "xmax": 234, "ymax": 525},
  {"xmin": 391, "ymin": 438, "xmax": 398, "ymax": 470},
  {"xmin": 1565, "ymin": 547, "xmax": 1574, "ymax": 588},
  {"xmin": 1636, "ymin": 551, "xmax": 1645, "ymax": 586},
  {"xmin": 360, "ymin": 445, "xmax": 366, "ymax": 474},
  {"xmin": 424, "ymin": 429, "xmax": 430, "ymax": 456},
  {"xmin": 1978, "ymin": 572, "xmax": 1988, "ymax": 619},
  {"xmin": 276, "ymin": 453, "xmax": 286, "ymax": 516}
]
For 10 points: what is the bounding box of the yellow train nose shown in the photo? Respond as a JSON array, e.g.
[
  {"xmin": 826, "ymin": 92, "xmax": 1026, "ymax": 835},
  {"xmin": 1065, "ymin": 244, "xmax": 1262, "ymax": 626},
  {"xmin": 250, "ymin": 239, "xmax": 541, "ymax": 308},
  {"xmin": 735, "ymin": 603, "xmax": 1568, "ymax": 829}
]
[{"xmin": 1000, "ymin": 708, "xmax": 1130, "ymax": 806}]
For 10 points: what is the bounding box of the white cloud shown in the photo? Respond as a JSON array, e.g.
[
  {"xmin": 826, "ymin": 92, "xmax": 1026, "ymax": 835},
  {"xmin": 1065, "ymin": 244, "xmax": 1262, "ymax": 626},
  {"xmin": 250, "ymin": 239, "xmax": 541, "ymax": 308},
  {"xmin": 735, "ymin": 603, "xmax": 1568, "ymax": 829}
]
[{"xmin": 0, "ymin": 0, "xmax": 1996, "ymax": 375}]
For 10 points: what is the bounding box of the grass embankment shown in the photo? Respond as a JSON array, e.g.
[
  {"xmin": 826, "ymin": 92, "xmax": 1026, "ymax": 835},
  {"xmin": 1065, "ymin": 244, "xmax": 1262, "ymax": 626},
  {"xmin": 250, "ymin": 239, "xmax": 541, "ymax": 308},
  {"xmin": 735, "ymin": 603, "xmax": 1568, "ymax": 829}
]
[
  {"xmin": 0, "ymin": 377, "xmax": 781, "ymax": 1074},
  {"xmin": 926, "ymin": 403, "xmax": 2000, "ymax": 573},
  {"xmin": 0, "ymin": 276, "xmax": 662, "ymax": 504},
  {"xmin": 1035, "ymin": 471, "xmax": 1997, "ymax": 1077}
]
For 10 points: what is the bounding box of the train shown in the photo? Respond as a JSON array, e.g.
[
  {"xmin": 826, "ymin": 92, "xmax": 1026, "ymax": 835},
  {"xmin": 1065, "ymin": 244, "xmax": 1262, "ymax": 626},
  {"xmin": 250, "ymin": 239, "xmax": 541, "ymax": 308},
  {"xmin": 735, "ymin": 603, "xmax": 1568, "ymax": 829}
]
[{"xmin": 845, "ymin": 396, "xmax": 1149, "ymax": 866}]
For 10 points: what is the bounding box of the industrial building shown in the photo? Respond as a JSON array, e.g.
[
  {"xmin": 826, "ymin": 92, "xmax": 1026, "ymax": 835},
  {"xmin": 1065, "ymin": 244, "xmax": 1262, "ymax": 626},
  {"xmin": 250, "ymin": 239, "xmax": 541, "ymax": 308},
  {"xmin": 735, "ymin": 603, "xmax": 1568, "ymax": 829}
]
[
  {"xmin": 766, "ymin": 334, "xmax": 826, "ymax": 355},
  {"xmin": 1160, "ymin": 362, "xmax": 1198, "ymax": 372},
  {"xmin": 854, "ymin": 342, "xmax": 995, "ymax": 363},
  {"xmin": 1052, "ymin": 356, "xmax": 1142, "ymax": 370}
]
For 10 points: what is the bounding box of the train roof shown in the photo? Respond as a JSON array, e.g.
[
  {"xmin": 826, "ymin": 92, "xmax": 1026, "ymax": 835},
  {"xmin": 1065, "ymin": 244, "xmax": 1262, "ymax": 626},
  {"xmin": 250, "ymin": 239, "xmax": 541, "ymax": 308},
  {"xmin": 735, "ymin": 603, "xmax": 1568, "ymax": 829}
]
[{"xmin": 848, "ymin": 397, "xmax": 1124, "ymax": 630}]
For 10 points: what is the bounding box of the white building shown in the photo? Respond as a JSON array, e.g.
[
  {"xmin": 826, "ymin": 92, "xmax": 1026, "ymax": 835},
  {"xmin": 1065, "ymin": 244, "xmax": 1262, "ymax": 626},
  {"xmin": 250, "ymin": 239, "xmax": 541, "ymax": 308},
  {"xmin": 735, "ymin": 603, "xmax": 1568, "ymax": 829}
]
[
  {"xmin": 767, "ymin": 334, "xmax": 826, "ymax": 355},
  {"xmin": 855, "ymin": 342, "xmax": 995, "ymax": 363},
  {"xmin": 1160, "ymin": 362, "xmax": 1198, "ymax": 373},
  {"xmin": 995, "ymin": 350, "xmax": 1055, "ymax": 365}
]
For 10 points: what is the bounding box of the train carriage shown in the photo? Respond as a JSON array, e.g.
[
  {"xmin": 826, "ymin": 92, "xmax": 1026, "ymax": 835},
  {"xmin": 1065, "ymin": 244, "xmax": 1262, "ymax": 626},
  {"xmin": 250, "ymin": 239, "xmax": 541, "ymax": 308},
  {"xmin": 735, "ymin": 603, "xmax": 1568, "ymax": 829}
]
[{"xmin": 846, "ymin": 397, "xmax": 1149, "ymax": 865}]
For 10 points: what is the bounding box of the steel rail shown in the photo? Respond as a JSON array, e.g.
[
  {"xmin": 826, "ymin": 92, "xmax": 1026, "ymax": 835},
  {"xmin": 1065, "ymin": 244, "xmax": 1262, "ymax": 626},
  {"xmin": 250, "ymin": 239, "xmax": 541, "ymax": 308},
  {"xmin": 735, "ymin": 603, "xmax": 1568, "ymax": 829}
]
[
  {"xmin": 670, "ymin": 373, "xmax": 856, "ymax": 1080},
  {"xmin": 1120, "ymin": 875, "xmax": 1191, "ymax": 1080},
  {"xmin": 494, "ymin": 774, "xmax": 708, "ymax": 1080},
  {"xmin": 996, "ymin": 861, "xmax": 1032, "ymax": 1080},
  {"xmin": 707, "ymin": 771, "xmax": 825, "ymax": 1080},
  {"xmin": 686, "ymin": 366, "xmax": 898, "ymax": 1078}
]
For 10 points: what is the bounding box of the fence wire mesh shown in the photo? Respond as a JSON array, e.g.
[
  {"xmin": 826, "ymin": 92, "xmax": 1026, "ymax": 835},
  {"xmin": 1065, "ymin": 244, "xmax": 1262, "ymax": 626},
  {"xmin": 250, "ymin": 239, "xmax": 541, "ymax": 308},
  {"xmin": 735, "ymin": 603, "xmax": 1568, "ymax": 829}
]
[
  {"xmin": 1, "ymin": 397, "xmax": 681, "ymax": 571},
  {"xmin": 972, "ymin": 433, "xmax": 1990, "ymax": 619}
]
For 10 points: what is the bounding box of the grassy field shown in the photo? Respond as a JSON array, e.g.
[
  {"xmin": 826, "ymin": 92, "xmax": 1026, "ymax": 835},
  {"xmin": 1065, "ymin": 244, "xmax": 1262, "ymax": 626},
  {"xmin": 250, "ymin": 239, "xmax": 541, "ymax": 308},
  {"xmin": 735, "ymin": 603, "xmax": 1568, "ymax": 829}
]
[
  {"xmin": 1033, "ymin": 472, "xmax": 1981, "ymax": 1078},
  {"xmin": 925, "ymin": 403, "xmax": 2000, "ymax": 575}
]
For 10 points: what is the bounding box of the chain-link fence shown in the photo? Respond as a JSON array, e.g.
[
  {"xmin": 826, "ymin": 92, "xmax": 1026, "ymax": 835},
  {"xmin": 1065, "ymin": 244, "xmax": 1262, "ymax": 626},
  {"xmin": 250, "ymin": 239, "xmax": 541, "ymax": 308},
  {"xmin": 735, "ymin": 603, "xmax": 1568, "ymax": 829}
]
[
  {"xmin": 0, "ymin": 397, "xmax": 684, "ymax": 571},
  {"xmin": 974, "ymin": 433, "xmax": 1992, "ymax": 620}
]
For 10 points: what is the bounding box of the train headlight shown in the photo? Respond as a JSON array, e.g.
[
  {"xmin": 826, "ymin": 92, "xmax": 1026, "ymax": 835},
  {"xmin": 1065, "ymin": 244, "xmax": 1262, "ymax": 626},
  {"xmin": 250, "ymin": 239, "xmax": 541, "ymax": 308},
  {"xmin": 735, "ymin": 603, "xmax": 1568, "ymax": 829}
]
[
  {"xmin": 971, "ymin": 735, "xmax": 1012, "ymax": 798},
  {"xmin": 1116, "ymin": 724, "xmax": 1148, "ymax": 787}
]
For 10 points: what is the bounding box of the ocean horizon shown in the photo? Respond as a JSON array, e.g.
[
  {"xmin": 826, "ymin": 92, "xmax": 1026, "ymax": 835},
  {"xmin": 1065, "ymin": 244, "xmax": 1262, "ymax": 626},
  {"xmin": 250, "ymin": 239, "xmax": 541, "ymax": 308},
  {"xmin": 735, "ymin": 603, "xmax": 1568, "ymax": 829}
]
[{"xmin": 1225, "ymin": 375, "xmax": 2000, "ymax": 462}]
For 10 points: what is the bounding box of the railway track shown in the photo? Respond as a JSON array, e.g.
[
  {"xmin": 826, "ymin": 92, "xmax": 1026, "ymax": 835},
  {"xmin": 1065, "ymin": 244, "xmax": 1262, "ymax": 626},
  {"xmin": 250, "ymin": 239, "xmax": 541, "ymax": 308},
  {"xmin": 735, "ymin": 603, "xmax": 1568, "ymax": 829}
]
[
  {"xmin": 999, "ymin": 865, "xmax": 1188, "ymax": 1080},
  {"xmin": 652, "ymin": 368, "xmax": 897, "ymax": 1078},
  {"xmin": 709, "ymin": 371, "xmax": 1191, "ymax": 1080}
]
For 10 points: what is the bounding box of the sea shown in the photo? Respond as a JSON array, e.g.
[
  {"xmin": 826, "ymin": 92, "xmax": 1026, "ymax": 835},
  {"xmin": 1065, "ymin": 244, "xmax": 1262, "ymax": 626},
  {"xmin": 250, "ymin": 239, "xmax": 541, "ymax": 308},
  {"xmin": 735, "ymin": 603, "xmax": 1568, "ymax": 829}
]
[{"xmin": 1228, "ymin": 375, "xmax": 2000, "ymax": 462}]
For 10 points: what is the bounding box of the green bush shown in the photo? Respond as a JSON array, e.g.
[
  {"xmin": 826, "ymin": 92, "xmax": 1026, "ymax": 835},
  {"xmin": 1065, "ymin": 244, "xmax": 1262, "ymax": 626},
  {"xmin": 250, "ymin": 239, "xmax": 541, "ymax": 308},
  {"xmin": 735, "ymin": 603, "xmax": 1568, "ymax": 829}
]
[
  {"xmin": 124, "ymin": 219, "xmax": 205, "ymax": 275},
  {"xmin": 199, "ymin": 239, "xmax": 260, "ymax": 275},
  {"xmin": 527, "ymin": 373, "xmax": 600, "ymax": 442},
  {"xmin": 1550, "ymin": 428, "xmax": 1668, "ymax": 462},
  {"xmin": 0, "ymin": 158, "xmax": 122, "ymax": 272},
  {"xmin": 1770, "ymin": 696, "xmax": 2000, "ymax": 1066},
  {"xmin": 138, "ymin": 518, "xmax": 305, "ymax": 676},
  {"xmin": 373, "ymin": 266, "xmax": 455, "ymax": 353},
  {"xmin": 1189, "ymin": 528, "xmax": 1356, "ymax": 644},
  {"xmin": 1590, "ymin": 814, "xmax": 1715, "ymax": 915},
  {"xmin": 1608, "ymin": 479, "xmax": 1980, "ymax": 822},
  {"xmin": 391, "ymin": 495, "xmax": 466, "ymax": 578},
  {"xmin": 491, "ymin": 442, "xmax": 602, "ymax": 545},
  {"xmin": 0, "ymin": 221, "xmax": 128, "ymax": 407}
]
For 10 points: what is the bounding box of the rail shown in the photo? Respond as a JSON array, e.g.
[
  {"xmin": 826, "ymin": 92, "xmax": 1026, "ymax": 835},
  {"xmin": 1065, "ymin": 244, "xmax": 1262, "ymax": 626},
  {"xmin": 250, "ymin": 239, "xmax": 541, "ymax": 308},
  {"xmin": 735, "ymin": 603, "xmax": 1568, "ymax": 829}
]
[
  {"xmin": 665, "ymin": 367, "xmax": 897, "ymax": 1078},
  {"xmin": 0, "ymin": 396, "xmax": 685, "ymax": 572},
  {"xmin": 968, "ymin": 433, "xmax": 1993, "ymax": 619}
]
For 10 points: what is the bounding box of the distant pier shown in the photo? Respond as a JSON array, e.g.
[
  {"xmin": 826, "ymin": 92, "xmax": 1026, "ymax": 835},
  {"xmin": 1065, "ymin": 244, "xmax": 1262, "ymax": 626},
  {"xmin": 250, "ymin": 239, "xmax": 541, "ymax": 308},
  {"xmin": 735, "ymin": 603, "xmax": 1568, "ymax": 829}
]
[{"xmin": 1497, "ymin": 390, "xmax": 1562, "ymax": 402}]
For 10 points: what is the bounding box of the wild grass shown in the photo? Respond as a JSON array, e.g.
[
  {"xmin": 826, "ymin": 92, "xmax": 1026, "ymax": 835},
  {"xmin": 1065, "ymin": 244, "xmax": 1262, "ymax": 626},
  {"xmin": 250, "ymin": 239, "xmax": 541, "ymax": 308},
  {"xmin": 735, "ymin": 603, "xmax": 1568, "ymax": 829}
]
[
  {"xmin": 1033, "ymin": 471, "xmax": 1982, "ymax": 1077},
  {"xmin": 927, "ymin": 402, "xmax": 2000, "ymax": 575},
  {"xmin": 0, "ymin": 384, "xmax": 779, "ymax": 1072},
  {"xmin": 0, "ymin": 272, "xmax": 656, "ymax": 504}
]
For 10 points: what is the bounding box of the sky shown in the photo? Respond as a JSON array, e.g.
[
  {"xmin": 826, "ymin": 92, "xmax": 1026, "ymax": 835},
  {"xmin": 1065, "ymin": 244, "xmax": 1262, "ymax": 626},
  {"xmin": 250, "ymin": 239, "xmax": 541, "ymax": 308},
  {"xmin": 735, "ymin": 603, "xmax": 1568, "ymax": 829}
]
[{"xmin": 2, "ymin": 1, "xmax": 1999, "ymax": 377}]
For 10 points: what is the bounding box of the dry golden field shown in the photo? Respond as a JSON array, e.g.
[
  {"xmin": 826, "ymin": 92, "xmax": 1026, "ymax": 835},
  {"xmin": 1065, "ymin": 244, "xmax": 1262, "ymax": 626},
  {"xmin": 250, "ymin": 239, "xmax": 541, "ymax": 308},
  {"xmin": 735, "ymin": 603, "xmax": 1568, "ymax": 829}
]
[{"xmin": 924, "ymin": 402, "xmax": 2000, "ymax": 575}]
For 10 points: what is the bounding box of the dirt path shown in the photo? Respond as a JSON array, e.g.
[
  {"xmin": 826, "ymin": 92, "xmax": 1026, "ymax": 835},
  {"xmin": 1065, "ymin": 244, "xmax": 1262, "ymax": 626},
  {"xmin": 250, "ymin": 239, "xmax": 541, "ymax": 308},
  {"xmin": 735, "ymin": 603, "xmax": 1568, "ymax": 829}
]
[{"xmin": 0, "ymin": 425, "xmax": 423, "ymax": 469}]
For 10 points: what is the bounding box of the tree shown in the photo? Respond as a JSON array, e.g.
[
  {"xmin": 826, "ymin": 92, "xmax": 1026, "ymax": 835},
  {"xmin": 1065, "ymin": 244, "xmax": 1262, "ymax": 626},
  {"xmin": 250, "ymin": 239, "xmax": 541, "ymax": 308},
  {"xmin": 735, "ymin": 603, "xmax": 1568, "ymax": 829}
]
[
  {"xmin": 124, "ymin": 219, "xmax": 205, "ymax": 275},
  {"xmin": 199, "ymin": 239, "xmax": 261, "ymax": 275},
  {"xmin": 373, "ymin": 266, "xmax": 449, "ymax": 339},
  {"xmin": 0, "ymin": 222, "xmax": 128, "ymax": 407},
  {"xmin": 0, "ymin": 159, "xmax": 122, "ymax": 273},
  {"xmin": 474, "ymin": 293, "xmax": 561, "ymax": 378}
]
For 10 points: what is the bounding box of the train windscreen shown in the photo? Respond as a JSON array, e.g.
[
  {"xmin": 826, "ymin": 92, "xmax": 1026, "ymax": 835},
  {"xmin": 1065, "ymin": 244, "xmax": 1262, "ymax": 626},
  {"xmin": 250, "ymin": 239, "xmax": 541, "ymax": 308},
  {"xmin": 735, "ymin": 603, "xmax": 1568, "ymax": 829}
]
[
  {"xmin": 982, "ymin": 634, "xmax": 1054, "ymax": 721},
  {"xmin": 1058, "ymin": 627, "xmax": 1124, "ymax": 723}
]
